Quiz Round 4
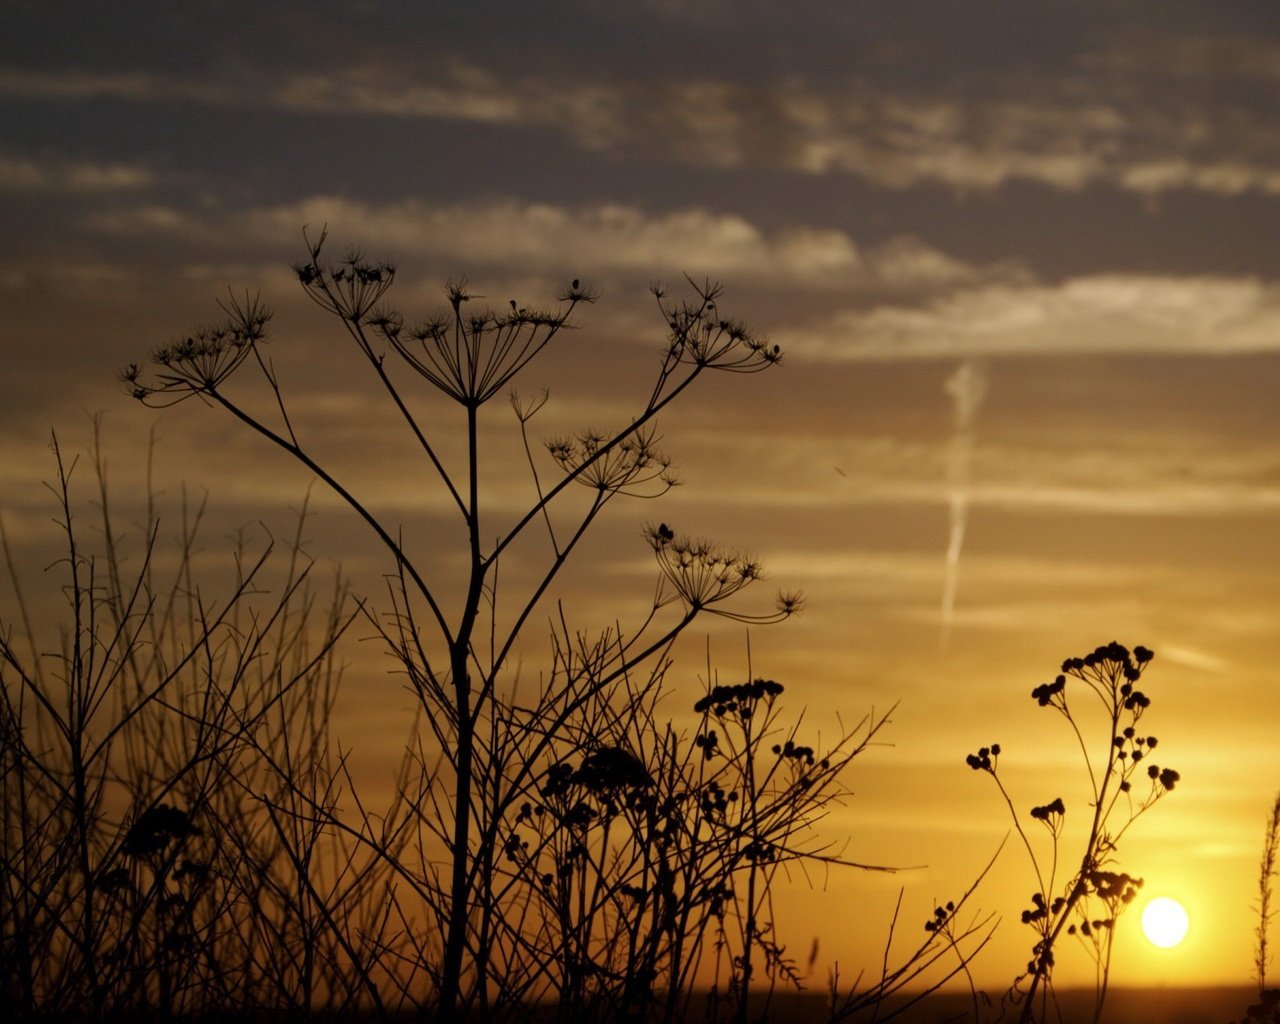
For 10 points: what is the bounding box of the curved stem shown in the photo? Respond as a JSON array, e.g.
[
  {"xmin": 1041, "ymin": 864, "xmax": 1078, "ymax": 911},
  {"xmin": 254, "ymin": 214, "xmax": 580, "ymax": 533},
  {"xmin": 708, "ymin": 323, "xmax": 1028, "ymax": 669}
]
[{"xmin": 206, "ymin": 389, "xmax": 454, "ymax": 646}]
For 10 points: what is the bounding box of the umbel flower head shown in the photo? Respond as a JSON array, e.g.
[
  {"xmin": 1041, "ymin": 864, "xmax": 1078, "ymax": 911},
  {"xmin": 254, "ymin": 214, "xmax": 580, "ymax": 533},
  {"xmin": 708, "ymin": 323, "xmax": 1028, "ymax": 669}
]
[
  {"xmin": 1032, "ymin": 641, "xmax": 1156, "ymax": 715},
  {"xmin": 653, "ymin": 277, "xmax": 781, "ymax": 373},
  {"xmin": 294, "ymin": 228, "xmax": 396, "ymax": 322},
  {"xmin": 693, "ymin": 678, "xmax": 785, "ymax": 719},
  {"xmin": 538, "ymin": 746, "xmax": 654, "ymax": 798},
  {"xmin": 546, "ymin": 425, "xmax": 678, "ymax": 497},
  {"xmin": 373, "ymin": 271, "xmax": 596, "ymax": 406},
  {"xmin": 128, "ymin": 228, "xmax": 596, "ymax": 409},
  {"xmin": 964, "ymin": 743, "xmax": 1001, "ymax": 772},
  {"xmin": 121, "ymin": 804, "xmax": 201, "ymax": 858},
  {"xmin": 572, "ymin": 746, "xmax": 654, "ymax": 793},
  {"xmin": 644, "ymin": 522, "xmax": 800, "ymax": 622},
  {"xmin": 122, "ymin": 291, "xmax": 270, "ymax": 405},
  {"xmin": 924, "ymin": 900, "xmax": 957, "ymax": 933}
]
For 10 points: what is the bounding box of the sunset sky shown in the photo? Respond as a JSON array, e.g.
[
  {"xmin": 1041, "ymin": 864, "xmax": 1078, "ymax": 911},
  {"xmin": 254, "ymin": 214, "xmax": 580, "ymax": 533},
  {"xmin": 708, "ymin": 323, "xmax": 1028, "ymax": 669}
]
[{"xmin": 4, "ymin": 0, "xmax": 1280, "ymax": 994}]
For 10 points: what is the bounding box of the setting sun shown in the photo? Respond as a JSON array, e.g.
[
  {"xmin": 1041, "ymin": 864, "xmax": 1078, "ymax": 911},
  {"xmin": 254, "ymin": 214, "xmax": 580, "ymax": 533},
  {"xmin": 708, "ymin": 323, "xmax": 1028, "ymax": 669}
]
[{"xmin": 1141, "ymin": 897, "xmax": 1190, "ymax": 949}]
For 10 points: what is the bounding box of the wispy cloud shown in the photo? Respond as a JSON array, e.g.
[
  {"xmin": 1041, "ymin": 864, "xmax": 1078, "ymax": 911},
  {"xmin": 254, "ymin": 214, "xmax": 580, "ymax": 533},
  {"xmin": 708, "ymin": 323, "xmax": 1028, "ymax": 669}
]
[
  {"xmin": 7, "ymin": 53, "xmax": 1277, "ymax": 199},
  {"xmin": 0, "ymin": 65, "xmax": 236, "ymax": 105},
  {"xmin": 86, "ymin": 195, "xmax": 1010, "ymax": 293},
  {"xmin": 275, "ymin": 65, "xmax": 1276, "ymax": 199},
  {"xmin": 0, "ymin": 153, "xmax": 154, "ymax": 192},
  {"xmin": 1157, "ymin": 644, "xmax": 1233, "ymax": 674},
  {"xmin": 679, "ymin": 429, "xmax": 1280, "ymax": 518},
  {"xmin": 1120, "ymin": 159, "xmax": 1280, "ymax": 198},
  {"xmin": 1082, "ymin": 34, "xmax": 1280, "ymax": 84},
  {"xmin": 778, "ymin": 275, "xmax": 1280, "ymax": 359},
  {"xmin": 275, "ymin": 64, "xmax": 629, "ymax": 150},
  {"xmin": 0, "ymin": 62, "xmax": 626, "ymax": 150}
]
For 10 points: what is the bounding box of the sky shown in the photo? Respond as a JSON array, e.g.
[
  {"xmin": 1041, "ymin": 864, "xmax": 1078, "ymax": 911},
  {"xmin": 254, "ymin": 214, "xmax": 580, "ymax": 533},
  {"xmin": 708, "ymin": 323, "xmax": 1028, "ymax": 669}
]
[{"xmin": 3, "ymin": 0, "xmax": 1280, "ymax": 995}]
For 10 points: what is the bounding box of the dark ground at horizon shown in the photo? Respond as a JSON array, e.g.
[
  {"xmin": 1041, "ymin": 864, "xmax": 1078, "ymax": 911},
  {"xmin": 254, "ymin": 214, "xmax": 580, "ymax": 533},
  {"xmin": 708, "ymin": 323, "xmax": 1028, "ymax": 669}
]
[
  {"xmin": 350, "ymin": 987, "xmax": 1261, "ymax": 1022},
  {"xmin": 67, "ymin": 986, "xmax": 1259, "ymax": 1022},
  {"xmin": 750, "ymin": 985, "xmax": 1254, "ymax": 1022}
]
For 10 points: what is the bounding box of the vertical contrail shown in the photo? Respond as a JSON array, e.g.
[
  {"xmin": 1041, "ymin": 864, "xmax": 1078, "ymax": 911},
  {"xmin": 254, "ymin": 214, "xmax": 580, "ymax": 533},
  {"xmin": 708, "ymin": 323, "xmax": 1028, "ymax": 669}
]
[{"xmin": 940, "ymin": 360, "xmax": 986, "ymax": 652}]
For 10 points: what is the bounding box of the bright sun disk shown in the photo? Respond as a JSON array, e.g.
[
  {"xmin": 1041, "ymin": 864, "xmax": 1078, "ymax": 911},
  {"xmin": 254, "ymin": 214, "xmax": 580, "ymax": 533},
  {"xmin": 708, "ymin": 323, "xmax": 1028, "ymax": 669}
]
[{"xmin": 1141, "ymin": 896, "xmax": 1189, "ymax": 949}]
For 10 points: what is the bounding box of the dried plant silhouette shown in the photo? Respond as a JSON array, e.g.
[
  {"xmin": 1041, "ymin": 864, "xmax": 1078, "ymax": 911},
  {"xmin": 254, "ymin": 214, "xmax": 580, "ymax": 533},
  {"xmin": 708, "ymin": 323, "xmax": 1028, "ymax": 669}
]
[
  {"xmin": 96, "ymin": 232, "xmax": 999, "ymax": 1021},
  {"xmin": 1231, "ymin": 793, "xmax": 1280, "ymax": 1024},
  {"xmin": 17, "ymin": 235, "xmax": 1193, "ymax": 1024},
  {"xmin": 965, "ymin": 642, "xmax": 1178, "ymax": 1024},
  {"xmin": 0, "ymin": 425, "xmax": 390, "ymax": 1019}
]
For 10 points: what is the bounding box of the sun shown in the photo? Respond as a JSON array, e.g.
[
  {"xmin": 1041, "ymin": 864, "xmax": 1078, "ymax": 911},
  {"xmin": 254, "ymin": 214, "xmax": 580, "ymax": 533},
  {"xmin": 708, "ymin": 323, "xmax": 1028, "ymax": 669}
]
[{"xmin": 1141, "ymin": 896, "xmax": 1189, "ymax": 949}]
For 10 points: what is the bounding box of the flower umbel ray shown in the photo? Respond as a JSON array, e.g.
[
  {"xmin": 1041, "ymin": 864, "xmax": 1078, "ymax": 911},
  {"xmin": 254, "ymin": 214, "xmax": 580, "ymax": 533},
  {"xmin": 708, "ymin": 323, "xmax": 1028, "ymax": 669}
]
[
  {"xmin": 645, "ymin": 522, "xmax": 800, "ymax": 622},
  {"xmin": 123, "ymin": 291, "xmax": 270, "ymax": 405}
]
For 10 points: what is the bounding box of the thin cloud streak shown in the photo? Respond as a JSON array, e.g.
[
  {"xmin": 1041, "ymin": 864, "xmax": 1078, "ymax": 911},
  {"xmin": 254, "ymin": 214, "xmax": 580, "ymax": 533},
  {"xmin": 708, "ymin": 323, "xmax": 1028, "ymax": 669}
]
[
  {"xmin": 779, "ymin": 275, "xmax": 1280, "ymax": 359},
  {"xmin": 85, "ymin": 195, "xmax": 1012, "ymax": 292},
  {"xmin": 6, "ymin": 55, "xmax": 1277, "ymax": 198},
  {"xmin": 687, "ymin": 430, "xmax": 1280, "ymax": 517},
  {"xmin": 0, "ymin": 154, "xmax": 154, "ymax": 192},
  {"xmin": 940, "ymin": 361, "xmax": 986, "ymax": 652}
]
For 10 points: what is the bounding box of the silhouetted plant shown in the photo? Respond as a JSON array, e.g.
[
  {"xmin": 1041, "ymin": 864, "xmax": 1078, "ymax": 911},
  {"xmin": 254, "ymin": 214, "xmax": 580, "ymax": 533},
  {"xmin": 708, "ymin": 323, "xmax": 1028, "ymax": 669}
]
[
  {"xmin": 965, "ymin": 641, "xmax": 1178, "ymax": 1024},
  {"xmin": 114, "ymin": 233, "xmax": 1003, "ymax": 1022},
  {"xmin": 692, "ymin": 676, "xmax": 869, "ymax": 1024},
  {"xmin": 0, "ymin": 426, "xmax": 385, "ymax": 1021},
  {"xmin": 1237, "ymin": 990, "xmax": 1280, "ymax": 1024},
  {"xmin": 1230, "ymin": 793, "xmax": 1280, "ymax": 1024},
  {"xmin": 494, "ymin": 666, "xmax": 889, "ymax": 1024},
  {"xmin": 123, "ymin": 232, "xmax": 808, "ymax": 1020},
  {"xmin": 817, "ymin": 846, "xmax": 999, "ymax": 1024}
]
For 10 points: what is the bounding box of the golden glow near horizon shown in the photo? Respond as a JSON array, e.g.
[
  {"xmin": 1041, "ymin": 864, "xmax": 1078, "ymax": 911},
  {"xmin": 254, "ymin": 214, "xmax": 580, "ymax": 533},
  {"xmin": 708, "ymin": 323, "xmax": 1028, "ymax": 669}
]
[{"xmin": 1141, "ymin": 897, "xmax": 1190, "ymax": 950}]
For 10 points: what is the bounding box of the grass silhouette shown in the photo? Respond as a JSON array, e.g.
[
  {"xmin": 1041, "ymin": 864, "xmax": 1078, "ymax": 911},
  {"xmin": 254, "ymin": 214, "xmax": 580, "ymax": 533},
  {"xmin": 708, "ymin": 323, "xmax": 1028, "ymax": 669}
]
[
  {"xmin": 1231, "ymin": 794, "xmax": 1280, "ymax": 1023},
  {"xmin": 1, "ymin": 238, "xmax": 1190, "ymax": 1022},
  {"xmin": 0, "ymin": 426, "xmax": 382, "ymax": 1018}
]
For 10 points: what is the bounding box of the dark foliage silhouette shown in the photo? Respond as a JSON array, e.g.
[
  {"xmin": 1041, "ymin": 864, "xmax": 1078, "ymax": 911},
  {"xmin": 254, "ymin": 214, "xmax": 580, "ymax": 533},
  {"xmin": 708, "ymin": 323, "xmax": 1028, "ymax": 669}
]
[
  {"xmin": 7, "ymin": 239, "xmax": 1123, "ymax": 1021},
  {"xmin": 1231, "ymin": 793, "xmax": 1280, "ymax": 1024},
  {"xmin": 966, "ymin": 642, "xmax": 1178, "ymax": 1024},
  {"xmin": 111, "ymin": 233, "xmax": 999, "ymax": 1021},
  {"xmin": 0, "ymin": 426, "xmax": 388, "ymax": 1020}
]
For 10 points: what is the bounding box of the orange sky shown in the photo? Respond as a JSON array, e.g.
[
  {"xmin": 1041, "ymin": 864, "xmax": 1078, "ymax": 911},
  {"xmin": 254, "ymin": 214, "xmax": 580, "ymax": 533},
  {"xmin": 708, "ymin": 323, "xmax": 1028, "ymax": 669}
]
[{"xmin": 3, "ymin": 0, "xmax": 1280, "ymax": 996}]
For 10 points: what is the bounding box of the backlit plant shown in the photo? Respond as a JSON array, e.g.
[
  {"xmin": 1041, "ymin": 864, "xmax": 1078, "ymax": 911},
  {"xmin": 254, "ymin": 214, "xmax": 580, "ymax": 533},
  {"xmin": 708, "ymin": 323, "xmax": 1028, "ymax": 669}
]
[
  {"xmin": 122, "ymin": 233, "xmax": 803, "ymax": 1021},
  {"xmin": 965, "ymin": 641, "xmax": 1179, "ymax": 1024}
]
